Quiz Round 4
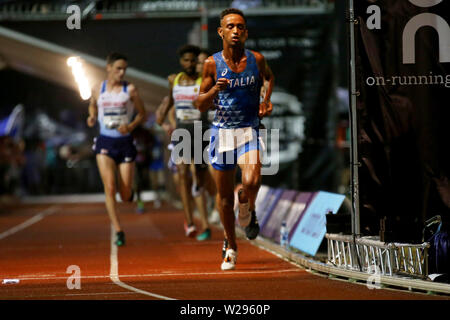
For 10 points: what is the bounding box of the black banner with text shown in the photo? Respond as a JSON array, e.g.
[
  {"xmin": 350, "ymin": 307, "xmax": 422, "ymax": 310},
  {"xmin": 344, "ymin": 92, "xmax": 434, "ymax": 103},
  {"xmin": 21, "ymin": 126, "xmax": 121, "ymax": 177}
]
[{"xmin": 354, "ymin": 0, "xmax": 450, "ymax": 241}]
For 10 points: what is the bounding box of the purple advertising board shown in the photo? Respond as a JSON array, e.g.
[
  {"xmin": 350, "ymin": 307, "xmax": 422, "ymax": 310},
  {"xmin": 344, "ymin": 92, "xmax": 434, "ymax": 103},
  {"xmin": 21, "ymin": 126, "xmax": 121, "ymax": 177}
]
[
  {"xmin": 285, "ymin": 192, "xmax": 316, "ymax": 241},
  {"xmin": 256, "ymin": 188, "xmax": 284, "ymax": 230},
  {"xmin": 260, "ymin": 189, "xmax": 298, "ymax": 242}
]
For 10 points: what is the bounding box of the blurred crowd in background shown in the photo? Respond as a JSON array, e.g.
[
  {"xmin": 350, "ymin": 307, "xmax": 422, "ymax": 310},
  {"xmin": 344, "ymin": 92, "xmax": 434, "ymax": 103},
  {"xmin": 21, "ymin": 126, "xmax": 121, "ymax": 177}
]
[{"xmin": 0, "ymin": 104, "xmax": 168, "ymax": 203}]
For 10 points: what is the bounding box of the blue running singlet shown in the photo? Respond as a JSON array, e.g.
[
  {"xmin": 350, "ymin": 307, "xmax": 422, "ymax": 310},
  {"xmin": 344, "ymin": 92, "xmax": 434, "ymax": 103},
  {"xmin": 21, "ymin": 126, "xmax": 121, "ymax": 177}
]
[{"xmin": 212, "ymin": 50, "xmax": 262, "ymax": 129}]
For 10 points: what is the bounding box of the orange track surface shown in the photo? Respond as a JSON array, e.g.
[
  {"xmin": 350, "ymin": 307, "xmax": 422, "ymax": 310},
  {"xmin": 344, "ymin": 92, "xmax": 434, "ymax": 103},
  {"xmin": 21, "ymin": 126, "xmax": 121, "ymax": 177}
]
[{"xmin": 0, "ymin": 202, "xmax": 449, "ymax": 303}]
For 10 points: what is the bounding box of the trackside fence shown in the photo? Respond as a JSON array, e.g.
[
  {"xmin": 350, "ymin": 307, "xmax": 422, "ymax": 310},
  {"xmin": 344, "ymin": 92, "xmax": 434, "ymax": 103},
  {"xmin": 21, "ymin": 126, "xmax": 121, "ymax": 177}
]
[{"xmin": 326, "ymin": 233, "xmax": 430, "ymax": 279}]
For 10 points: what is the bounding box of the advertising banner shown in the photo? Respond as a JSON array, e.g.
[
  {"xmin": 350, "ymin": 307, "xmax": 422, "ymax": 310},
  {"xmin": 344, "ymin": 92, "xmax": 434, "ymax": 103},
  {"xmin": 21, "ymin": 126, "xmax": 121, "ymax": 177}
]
[
  {"xmin": 354, "ymin": 0, "xmax": 450, "ymax": 241},
  {"xmin": 254, "ymin": 184, "xmax": 270, "ymax": 210},
  {"xmin": 260, "ymin": 189, "xmax": 298, "ymax": 242},
  {"xmin": 255, "ymin": 188, "xmax": 284, "ymax": 230},
  {"xmin": 289, "ymin": 191, "xmax": 345, "ymax": 256},
  {"xmin": 286, "ymin": 192, "xmax": 316, "ymax": 241}
]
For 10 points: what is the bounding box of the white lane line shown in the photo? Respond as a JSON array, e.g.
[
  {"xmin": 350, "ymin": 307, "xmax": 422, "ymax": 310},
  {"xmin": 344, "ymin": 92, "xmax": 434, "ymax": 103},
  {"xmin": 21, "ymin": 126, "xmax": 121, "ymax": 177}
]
[
  {"xmin": 109, "ymin": 225, "xmax": 176, "ymax": 300},
  {"xmin": 7, "ymin": 268, "xmax": 303, "ymax": 281},
  {"xmin": 0, "ymin": 205, "xmax": 59, "ymax": 240},
  {"xmin": 1, "ymin": 292, "xmax": 137, "ymax": 299},
  {"xmin": 22, "ymin": 191, "xmax": 158, "ymax": 204},
  {"xmin": 57, "ymin": 291, "xmax": 136, "ymax": 297}
]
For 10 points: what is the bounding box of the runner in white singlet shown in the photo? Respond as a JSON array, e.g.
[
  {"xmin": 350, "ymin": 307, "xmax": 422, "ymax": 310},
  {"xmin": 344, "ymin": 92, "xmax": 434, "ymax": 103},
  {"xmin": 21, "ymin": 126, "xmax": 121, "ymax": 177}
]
[
  {"xmin": 157, "ymin": 45, "xmax": 211, "ymax": 241},
  {"xmin": 87, "ymin": 52, "xmax": 146, "ymax": 246}
]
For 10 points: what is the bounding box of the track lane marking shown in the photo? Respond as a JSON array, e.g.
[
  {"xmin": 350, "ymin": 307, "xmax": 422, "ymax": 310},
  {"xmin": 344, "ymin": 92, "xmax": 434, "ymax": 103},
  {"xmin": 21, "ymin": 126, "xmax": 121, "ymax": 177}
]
[
  {"xmin": 0, "ymin": 291, "xmax": 138, "ymax": 299},
  {"xmin": 6, "ymin": 268, "xmax": 303, "ymax": 281},
  {"xmin": 109, "ymin": 225, "xmax": 176, "ymax": 300},
  {"xmin": 0, "ymin": 206, "xmax": 59, "ymax": 240}
]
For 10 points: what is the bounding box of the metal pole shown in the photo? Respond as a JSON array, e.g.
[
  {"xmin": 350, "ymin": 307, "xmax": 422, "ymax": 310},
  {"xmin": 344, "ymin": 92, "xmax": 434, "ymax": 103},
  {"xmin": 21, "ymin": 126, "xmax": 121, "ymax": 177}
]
[{"xmin": 348, "ymin": 0, "xmax": 360, "ymax": 236}]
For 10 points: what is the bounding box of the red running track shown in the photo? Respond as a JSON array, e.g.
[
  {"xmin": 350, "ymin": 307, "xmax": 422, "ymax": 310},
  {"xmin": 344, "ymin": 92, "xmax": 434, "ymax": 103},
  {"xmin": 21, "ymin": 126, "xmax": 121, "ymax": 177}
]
[{"xmin": 0, "ymin": 201, "xmax": 449, "ymax": 302}]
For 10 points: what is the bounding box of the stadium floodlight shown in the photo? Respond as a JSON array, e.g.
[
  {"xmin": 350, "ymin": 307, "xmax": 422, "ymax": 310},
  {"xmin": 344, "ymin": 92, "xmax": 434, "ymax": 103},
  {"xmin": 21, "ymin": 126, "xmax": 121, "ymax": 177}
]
[{"xmin": 67, "ymin": 56, "xmax": 91, "ymax": 100}]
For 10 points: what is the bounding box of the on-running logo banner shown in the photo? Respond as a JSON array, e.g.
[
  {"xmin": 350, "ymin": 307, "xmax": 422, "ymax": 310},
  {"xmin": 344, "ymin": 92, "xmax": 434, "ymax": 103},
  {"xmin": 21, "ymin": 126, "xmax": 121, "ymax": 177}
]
[
  {"xmin": 365, "ymin": 0, "xmax": 450, "ymax": 64},
  {"xmin": 366, "ymin": 72, "xmax": 450, "ymax": 88},
  {"xmin": 403, "ymin": 0, "xmax": 450, "ymax": 64},
  {"xmin": 364, "ymin": 0, "xmax": 449, "ymax": 87}
]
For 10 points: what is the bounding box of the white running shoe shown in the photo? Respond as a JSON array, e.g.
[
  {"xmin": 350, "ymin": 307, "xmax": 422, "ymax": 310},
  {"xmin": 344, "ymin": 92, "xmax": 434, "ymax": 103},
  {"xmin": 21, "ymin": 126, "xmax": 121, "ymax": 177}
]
[
  {"xmin": 184, "ymin": 222, "xmax": 197, "ymax": 237},
  {"xmin": 210, "ymin": 208, "xmax": 221, "ymax": 224},
  {"xmin": 221, "ymin": 249, "xmax": 237, "ymax": 271}
]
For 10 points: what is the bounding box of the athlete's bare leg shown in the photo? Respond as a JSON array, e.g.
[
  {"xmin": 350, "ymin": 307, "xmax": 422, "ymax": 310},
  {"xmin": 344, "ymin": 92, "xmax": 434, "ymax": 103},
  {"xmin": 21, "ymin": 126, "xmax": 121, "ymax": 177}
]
[
  {"xmin": 205, "ymin": 165, "xmax": 217, "ymax": 197},
  {"xmin": 206, "ymin": 165, "xmax": 219, "ymax": 217},
  {"xmin": 117, "ymin": 161, "xmax": 135, "ymax": 202},
  {"xmin": 172, "ymin": 171, "xmax": 180, "ymax": 194},
  {"xmin": 96, "ymin": 154, "xmax": 122, "ymax": 232},
  {"xmin": 213, "ymin": 167, "xmax": 237, "ymax": 250},
  {"xmin": 190, "ymin": 163, "xmax": 209, "ymax": 231},
  {"xmin": 177, "ymin": 162, "xmax": 195, "ymax": 226},
  {"xmin": 237, "ymin": 149, "xmax": 262, "ymax": 211}
]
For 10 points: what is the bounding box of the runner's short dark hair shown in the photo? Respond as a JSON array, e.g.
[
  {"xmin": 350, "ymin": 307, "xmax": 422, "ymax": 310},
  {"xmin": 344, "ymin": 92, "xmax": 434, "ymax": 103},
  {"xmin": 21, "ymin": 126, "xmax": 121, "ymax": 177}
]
[
  {"xmin": 220, "ymin": 8, "xmax": 246, "ymax": 24},
  {"xmin": 106, "ymin": 52, "xmax": 128, "ymax": 65},
  {"xmin": 177, "ymin": 44, "xmax": 201, "ymax": 57}
]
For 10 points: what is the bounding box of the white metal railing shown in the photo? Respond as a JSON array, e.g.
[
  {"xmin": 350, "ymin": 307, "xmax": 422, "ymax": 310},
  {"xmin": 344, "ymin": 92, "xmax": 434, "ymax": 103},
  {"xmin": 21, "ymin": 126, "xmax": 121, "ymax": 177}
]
[{"xmin": 326, "ymin": 233, "xmax": 430, "ymax": 279}]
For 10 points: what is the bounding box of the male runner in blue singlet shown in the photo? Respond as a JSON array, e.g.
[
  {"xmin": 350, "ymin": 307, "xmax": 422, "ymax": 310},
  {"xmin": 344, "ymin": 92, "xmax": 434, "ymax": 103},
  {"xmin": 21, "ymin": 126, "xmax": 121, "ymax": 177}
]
[
  {"xmin": 87, "ymin": 52, "xmax": 146, "ymax": 246},
  {"xmin": 194, "ymin": 8, "xmax": 274, "ymax": 270}
]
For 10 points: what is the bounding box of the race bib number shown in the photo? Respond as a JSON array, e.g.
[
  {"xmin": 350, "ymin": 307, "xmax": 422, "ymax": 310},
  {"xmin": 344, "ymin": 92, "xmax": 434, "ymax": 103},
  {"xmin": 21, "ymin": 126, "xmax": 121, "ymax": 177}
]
[
  {"xmin": 218, "ymin": 127, "xmax": 253, "ymax": 153},
  {"xmin": 176, "ymin": 109, "xmax": 201, "ymax": 121},
  {"xmin": 104, "ymin": 107, "xmax": 128, "ymax": 129}
]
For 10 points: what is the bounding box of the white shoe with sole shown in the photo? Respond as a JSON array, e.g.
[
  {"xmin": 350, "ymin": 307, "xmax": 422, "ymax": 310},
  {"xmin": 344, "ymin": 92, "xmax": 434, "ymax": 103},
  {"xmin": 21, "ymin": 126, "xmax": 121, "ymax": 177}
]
[
  {"xmin": 184, "ymin": 223, "xmax": 197, "ymax": 237},
  {"xmin": 210, "ymin": 209, "xmax": 221, "ymax": 224},
  {"xmin": 221, "ymin": 248, "xmax": 237, "ymax": 271}
]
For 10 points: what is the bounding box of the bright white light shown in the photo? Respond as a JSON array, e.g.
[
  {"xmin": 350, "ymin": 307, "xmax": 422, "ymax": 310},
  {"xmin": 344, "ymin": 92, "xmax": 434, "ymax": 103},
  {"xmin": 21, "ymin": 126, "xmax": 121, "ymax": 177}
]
[
  {"xmin": 67, "ymin": 56, "xmax": 91, "ymax": 100},
  {"xmin": 66, "ymin": 56, "xmax": 77, "ymax": 67}
]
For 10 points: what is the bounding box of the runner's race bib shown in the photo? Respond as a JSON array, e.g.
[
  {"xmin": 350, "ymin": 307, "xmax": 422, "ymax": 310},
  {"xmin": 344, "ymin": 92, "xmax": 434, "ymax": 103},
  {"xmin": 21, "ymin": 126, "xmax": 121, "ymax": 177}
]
[
  {"xmin": 104, "ymin": 107, "xmax": 128, "ymax": 129},
  {"xmin": 176, "ymin": 109, "xmax": 201, "ymax": 121},
  {"xmin": 218, "ymin": 127, "xmax": 254, "ymax": 153}
]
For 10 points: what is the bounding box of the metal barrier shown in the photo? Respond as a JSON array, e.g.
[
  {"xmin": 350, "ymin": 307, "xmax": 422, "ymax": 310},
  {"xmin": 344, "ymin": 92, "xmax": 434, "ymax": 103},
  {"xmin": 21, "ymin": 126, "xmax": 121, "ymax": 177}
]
[{"xmin": 326, "ymin": 233, "xmax": 430, "ymax": 279}]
